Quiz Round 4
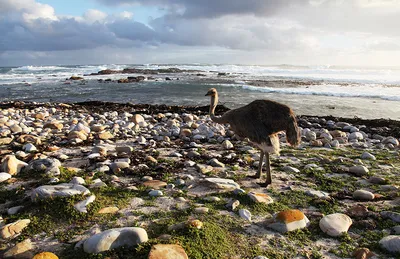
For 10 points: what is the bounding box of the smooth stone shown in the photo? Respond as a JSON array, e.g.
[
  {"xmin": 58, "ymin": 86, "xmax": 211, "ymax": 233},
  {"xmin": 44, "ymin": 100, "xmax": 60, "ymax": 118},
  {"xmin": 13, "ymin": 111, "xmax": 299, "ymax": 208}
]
[
  {"xmin": 0, "ymin": 137, "xmax": 13, "ymax": 145},
  {"xmin": 361, "ymin": 152, "xmax": 376, "ymax": 160},
  {"xmin": 116, "ymin": 146, "xmax": 133, "ymax": 155},
  {"xmin": 203, "ymin": 196, "xmax": 220, "ymax": 202},
  {"xmin": 7, "ymin": 206, "xmax": 24, "ymax": 215},
  {"xmin": 110, "ymin": 162, "xmax": 130, "ymax": 173},
  {"xmin": 148, "ymin": 244, "xmax": 188, "ymax": 259},
  {"xmin": 226, "ymin": 199, "xmax": 240, "ymax": 211},
  {"xmin": 319, "ymin": 213, "xmax": 352, "ymax": 237},
  {"xmin": 2, "ymin": 155, "xmax": 28, "ymax": 176},
  {"xmin": 131, "ymin": 114, "xmax": 145, "ymax": 124},
  {"xmin": 349, "ymin": 165, "xmax": 369, "ymax": 176},
  {"xmin": 149, "ymin": 190, "xmax": 163, "ymax": 197},
  {"xmin": 305, "ymin": 131, "xmax": 317, "ymax": 141},
  {"xmin": 32, "ymin": 251, "xmax": 59, "ymax": 259},
  {"xmin": 349, "ymin": 132, "xmax": 364, "ymax": 140},
  {"xmin": 70, "ymin": 176, "xmax": 86, "ymax": 185},
  {"xmin": 83, "ymin": 227, "xmax": 148, "ymax": 253},
  {"xmin": 194, "ymin": 207, "xmax": 209, "ymax": 214},
  {"xmin": 74, "ymin": 195, "xmax": 96, "ymax": 213},
  {"xmin": 26, "ymin": 158, "xmax": 62, "ymax": 176},
  {"xmin": 392, "ymin": 225, "xmax": 400, "ymax": 235},
  {"xmin": 0, "ymin": 172, "xmax": 12, "ymax": 183},
  {"xmin": 239, "ymin": 209, "xmax": 252, "ymax": 222},
  {"xmin": 222, "ymin": 140, "xmax": 234, "ymax": 149},
  {"xmin": 98, "ymin": 131, "xmax": 114, "ymax": 140},
  {"xmin": 368, "ymin": 176, "xmax": 386, "ymax": 184},
  {"xmin": 23, "ymin": 143, "xmax": 37, "ymax": 152},
  {"xmin": 379, "ymin": 235, "xmax": 400, "ymax": 253},
  {"xmin": 98, "ymin": 207, "xmax": 119, "ymax": 214},
  {"xmin": 282, "ymin": 166, "xmax": 300, "ymax": 174},
  {"xmin": 142, "ymin": 176, "xmax": 153, "ymax": 181},
  {"xmin": 0, "ymin": 219, "xmax": 31, "ymax": 239},
  {"xmin": 382, "ymin": 137, "xmax": 399, "ymax": 146},
  {"xmin": 89, "ymin": 179, "xmax": 107, "ymax": 188},
  {"xmin": 4, "ymin": 239, "xmax": 33, "ymax": 258},
  {"xmin": 381, "ymin": 211, "xmax": 400, "ymax": 223},
  {"xmin": 209, "ymin": 158, "xmax": 225, "ymax": 167},
  {"xmin": 31, "ymin": 183, "xmax": 90, "ymax": 201},
  {"xmin": 143, "ymin": 180, "xmax": 168, "ymax": 189},
  {"xmin": 204, "ymin": 178, "xmax": 240, "ymax": 189},
  {"xmin": 353, "ymin": 190, "xmax": 374, "ymax": 200},
  {"xmin": 268, "ymin": 209, "xmax": 310, "ymax": 233},
  {"xmin": 248, "ymin": 192, "xmax": 274, "ymax": 204},
  {"xmin": 305, "ymin": 190, "xmax": 330, "ymax": 199}
]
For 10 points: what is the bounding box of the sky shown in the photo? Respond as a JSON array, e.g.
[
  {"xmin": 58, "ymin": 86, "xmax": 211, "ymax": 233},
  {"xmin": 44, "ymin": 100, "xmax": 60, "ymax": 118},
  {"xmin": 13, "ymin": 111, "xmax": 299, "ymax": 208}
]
[{"xmin": 1, "ymin": 0, "xmax": 400, "ymax": 66}]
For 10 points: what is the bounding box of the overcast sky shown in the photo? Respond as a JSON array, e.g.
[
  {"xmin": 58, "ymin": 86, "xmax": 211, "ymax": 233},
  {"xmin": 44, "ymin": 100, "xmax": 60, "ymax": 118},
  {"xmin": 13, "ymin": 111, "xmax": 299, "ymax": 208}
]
[{"xmin": 1, "ymin": 0, "xmax": 400, "ymax": 66}]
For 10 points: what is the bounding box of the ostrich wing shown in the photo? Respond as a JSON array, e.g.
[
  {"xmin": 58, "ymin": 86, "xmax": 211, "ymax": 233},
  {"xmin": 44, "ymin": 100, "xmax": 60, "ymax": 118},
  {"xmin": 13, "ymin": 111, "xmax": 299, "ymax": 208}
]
[{"xmin": 221, "ymin": 100, "xmax": 292, "ymax": 143}]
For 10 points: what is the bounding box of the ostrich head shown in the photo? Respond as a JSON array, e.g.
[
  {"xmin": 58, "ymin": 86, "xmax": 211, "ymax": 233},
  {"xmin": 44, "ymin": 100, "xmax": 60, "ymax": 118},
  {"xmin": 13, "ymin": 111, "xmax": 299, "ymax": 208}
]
[{"xmin": 205, "ymin": 88, "xmax": 217, "ymax": 97}]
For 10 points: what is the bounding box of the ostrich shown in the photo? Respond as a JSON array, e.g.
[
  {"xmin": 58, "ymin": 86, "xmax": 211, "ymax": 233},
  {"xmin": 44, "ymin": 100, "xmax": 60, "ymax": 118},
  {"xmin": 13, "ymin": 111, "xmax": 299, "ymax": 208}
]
[{"xmin": 205, "ymin": 88, "xmax": 300, "ymax": 186}]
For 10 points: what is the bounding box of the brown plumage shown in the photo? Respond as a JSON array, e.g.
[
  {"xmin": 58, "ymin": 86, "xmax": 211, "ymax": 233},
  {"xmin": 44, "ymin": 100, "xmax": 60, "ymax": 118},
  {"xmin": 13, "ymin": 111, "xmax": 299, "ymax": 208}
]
[{"xmin": 205, "ymin": 88, "xmax": 300, "ymax": 186}]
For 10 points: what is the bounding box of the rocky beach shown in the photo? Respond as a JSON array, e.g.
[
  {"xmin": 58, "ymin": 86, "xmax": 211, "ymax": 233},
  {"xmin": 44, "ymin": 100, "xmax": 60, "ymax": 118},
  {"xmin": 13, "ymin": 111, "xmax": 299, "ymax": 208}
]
[{"xmin": 0, "ymin": 101, "xmax": 398, "ymax": 259}]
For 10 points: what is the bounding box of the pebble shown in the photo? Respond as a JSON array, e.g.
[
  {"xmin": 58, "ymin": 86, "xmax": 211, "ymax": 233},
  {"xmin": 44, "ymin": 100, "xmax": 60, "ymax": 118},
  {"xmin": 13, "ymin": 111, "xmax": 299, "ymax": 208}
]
[
  {"xmin": 149, "ymin": 190, "xmax": 163, "ymax": 197},
  {"xmin": 0, "ymin": 219, "xmax": 31, "ymax": 239},
  {"xmin": 305, "ymin": 190, "xmax": 330, "ymax": 199},
  {"xmin": 226, "ymin": 199, "xmax": 240, "ymax": 211},
  {"xmin": 98, "ymin": 207, "xmax": 119, "ymax": 214},
  {"xmin": 143, "ymin": 180, "xmax": 168, "ymax": 189},
  {"xmin": 204, "ymin": 178, "xmax": 240, "ymax": 189},
  {"xmin": 282, "ymin": 166, "xmax": 300, "ymax": 174},
  {"xmin": 70, "ymin": 176, "xmax": 86, "ymax": 185},
  {"xmin": 2, "ymin": 155, "xmax": 28, "ymax": 176},
  {"xmin": 31, "ymin": 183, "xmax": 91, "ymax": 201},
  {"xmin": 7, "ymin": 206, "xmax": 24, "ymax": 215},
  {"xmin": 361, "ymin": 152, "xmax": 376, "ymax": 160},
  {"xmin": 23, "ymin": 143, "xmax": 37, "ymax": 152},
  {"xmin": 0, "ymin": 172, "xmax": 12, "ymax": 183},
  {"xmin": 381, "ymin": 211, "xmax": 400, "ymax": 223},
  {"xmin": 83, "ymin": 227, "xmax": 148, "ymax": 253},
  {"xmin": 222, "ymin": 140, "xmax": 234, "ymax": 149},
  {"xmin": 319, "ymin": 213, "xmax": 352, "ymax": 237},
  {"xmin": 209, "ymin": 158, "xmax": 225, "ymax": 167},
  {"xmin": 353, "ymin": 190, "xmax": 375, "ymax": 201},
  {"xmin": 239, "ymin": 209, "xmax": 252, "ymax": 222},
  {"xmin": 194, "ymin": 207, "xmax": 209, "ymax": 214},
  {"xmin": 248, "ymin": 192, "xmax": 274, "ymax": 204},
  {"xmin": 148, "ymin": 244, "xmax": 188, "ymax": 259},
  {"xmin": 268, "ymin": 209, "xmax": 310, "ymax": 233},
  {"xmin": 3, "ymin": 238, "xmax": 33, "ymax": 258},
  {"xmin": 74, "ymin": 195, "xmax": 96, "ymax": 213},
  {"xmin": 349, "ymin": 165, "xmax": 369, "ymax": 176},
  {"xmin": 379, "ymin": 235, "xmax": 400, "ymax": 253}
]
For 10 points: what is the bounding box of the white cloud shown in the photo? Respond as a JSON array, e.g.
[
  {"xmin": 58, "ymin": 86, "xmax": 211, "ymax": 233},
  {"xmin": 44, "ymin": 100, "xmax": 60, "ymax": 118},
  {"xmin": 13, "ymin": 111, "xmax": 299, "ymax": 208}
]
[{"xmin": 83, "ymin": 9, "xmax": 108, "ymax": 24}]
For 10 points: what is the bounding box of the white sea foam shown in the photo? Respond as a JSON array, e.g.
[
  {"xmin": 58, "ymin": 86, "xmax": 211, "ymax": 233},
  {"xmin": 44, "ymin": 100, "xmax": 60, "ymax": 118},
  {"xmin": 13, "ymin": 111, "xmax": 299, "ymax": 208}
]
[{"xmin": 242, "ymin": 84, "xmax": 400, "ymax": 101}]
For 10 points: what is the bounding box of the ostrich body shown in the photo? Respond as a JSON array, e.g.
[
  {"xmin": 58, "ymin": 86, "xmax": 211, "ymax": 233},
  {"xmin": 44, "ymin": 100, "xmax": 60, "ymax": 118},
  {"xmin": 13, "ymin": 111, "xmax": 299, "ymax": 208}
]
[{"xmin": 205, "ymin": 88, "xmax": 300, "ymax": 186}]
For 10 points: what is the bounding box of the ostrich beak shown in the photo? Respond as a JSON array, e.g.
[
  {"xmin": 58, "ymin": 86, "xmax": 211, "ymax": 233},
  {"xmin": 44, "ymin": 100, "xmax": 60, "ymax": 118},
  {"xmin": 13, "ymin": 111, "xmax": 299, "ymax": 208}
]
[{"xmin": 205, "ymin": 92, "xmax": 211, "ymax": 96}]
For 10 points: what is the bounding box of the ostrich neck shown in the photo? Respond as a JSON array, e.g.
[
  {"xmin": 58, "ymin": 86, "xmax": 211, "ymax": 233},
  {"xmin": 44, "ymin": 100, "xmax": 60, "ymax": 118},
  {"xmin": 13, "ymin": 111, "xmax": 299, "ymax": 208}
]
[{"xmin": 209, "ymin": 95, "xmax": 226, "ymax": 123}]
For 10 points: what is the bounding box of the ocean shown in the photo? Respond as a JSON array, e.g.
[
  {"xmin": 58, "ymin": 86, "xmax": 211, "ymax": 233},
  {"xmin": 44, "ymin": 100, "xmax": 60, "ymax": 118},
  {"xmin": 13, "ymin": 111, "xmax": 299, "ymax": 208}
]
[{"xmin": 1, "ymin": 64, "xmax": 400, "ymax": 120}]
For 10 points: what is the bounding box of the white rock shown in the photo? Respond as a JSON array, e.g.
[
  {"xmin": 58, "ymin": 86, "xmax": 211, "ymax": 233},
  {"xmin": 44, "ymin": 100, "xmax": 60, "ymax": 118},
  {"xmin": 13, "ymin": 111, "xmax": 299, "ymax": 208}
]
[
  {"xmin": 349, "ymin": 132, "xmax": 363, "ymax": 141},
  {"xmin": 361, "ymin": 152, "xmax": 376, "ymax": 160},
  {"xmin": 149, "ymin": 190, "xmax": 163, "ymax": 197},
  {"xmin": 282, "ymin": 166, "xmax": 300, "ymax": 174},
  {"xmin": 23, "ymin": 143, "xmax": 37, "ymax": 152},
  {"xmin": 268, "ymin": 209, "xmax": 310, "ymax": 233},
  {"xmin": 70, "ymin": 176, "xmax": 86, "ymax": 185},
  {"xmin": 205, "ymin": 178, "xmax": 240, "ymax": 189},
  {"xmin": 349, "ymin": 165, "xmax": 369, "ymax": 176},
  {"xmin": 0, "ymin": 172, "xmax": 11, "ymax": 183},
  {"xmin": 83, "ymin": 227, "xmax": 148, "ymax": 253},
  {"xmin": 222, "ymin": 140, "xmax": 234, "ymax": 149},
  {"xmin": 353, "ymin": 190, "xmax": 374, "ymax": 200},
  {"xmin": 379, "ymin": 235, "xmax": 400, "ymax": 253},
  {"xmin": 319, "ymin": 213, "xmax": 352, "ymax": 237},
  {"xmin": 239, "ymin": 209, "xmax": 252, "ymax": 222},
  {"xmin": 31, "ymin": 183, "xmax": 90, "ymax": 201},
  {"xmin": 74, "ymin": 195, "xmax": 96, "ymax": 213}
]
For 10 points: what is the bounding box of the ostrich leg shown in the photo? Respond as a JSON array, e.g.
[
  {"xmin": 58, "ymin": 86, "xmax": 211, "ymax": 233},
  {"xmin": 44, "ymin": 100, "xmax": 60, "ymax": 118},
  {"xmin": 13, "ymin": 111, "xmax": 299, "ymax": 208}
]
[
  {"xmin": 265, "ymin": 152, "xmax": 272, "ymax": 185},
  {"xmin": 256, "ymin": 150, "xmax": 264, "ymax": 178}
]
